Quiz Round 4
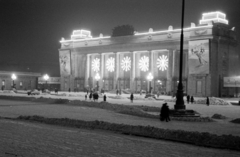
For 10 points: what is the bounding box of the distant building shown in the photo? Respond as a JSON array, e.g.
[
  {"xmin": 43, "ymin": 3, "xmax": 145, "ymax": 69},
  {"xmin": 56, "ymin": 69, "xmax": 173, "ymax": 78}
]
[
  {"xmin": 38, "ymin": 76, "xmax": 60, "ymax": 91},
  {"xmin": 0, "ymin": 71, "xmax": 41, "ymax": 90},
  {"xmin": 59, "ymin": 12, "xmax": 239, "ymax": 97}
]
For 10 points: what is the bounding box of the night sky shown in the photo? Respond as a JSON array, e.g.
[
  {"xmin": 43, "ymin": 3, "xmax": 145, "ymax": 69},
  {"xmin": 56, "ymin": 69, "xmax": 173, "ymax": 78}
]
[{"xmin": 1, "ymin": 0, "xmax": 240, "ymax": 76}]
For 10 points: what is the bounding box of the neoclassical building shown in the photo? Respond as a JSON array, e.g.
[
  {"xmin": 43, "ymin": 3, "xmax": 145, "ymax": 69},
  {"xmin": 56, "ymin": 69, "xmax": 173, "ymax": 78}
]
[{"xmin": 59, "ymin": 12, "xmax": 238, "ymax": 97}]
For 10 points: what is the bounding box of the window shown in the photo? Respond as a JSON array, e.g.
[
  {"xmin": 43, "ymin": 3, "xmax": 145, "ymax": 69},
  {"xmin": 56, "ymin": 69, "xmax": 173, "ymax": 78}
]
[
  {"xmin": 20, "ymin": 82, "xmax": 23, "ymax": 86},
  {"xmin": 197, "ymin": 81, "xmax": 202, "ymax": 93},
  {"xmin": 2, "ymin": 80, "xmax": 5, "ymax": 86}
]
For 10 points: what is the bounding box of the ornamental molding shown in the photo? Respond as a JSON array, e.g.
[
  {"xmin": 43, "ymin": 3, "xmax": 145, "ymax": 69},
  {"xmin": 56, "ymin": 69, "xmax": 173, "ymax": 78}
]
[{"xmin": 195, "ymin": 29, "xmax": 207, "ymax": 35}]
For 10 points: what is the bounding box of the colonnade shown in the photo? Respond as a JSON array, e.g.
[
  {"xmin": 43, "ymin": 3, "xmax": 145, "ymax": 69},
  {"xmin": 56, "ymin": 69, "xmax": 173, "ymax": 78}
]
[{"xmin": 83, "ymin": 49, "xmax": 186, "ymax": 94}]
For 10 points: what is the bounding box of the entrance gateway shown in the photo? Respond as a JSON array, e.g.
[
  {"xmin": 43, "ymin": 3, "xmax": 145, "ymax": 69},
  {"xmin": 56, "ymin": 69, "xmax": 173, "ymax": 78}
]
[{"xmin": 59, "ymin": 12, "xmax": 238, "ymax": 97}]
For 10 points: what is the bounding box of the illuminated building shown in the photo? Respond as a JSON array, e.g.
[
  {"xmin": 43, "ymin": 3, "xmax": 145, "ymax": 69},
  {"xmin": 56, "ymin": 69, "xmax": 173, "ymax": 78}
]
[{"xmin": 59, "ymin": 12, "xmax": 238, "ymax": 97}]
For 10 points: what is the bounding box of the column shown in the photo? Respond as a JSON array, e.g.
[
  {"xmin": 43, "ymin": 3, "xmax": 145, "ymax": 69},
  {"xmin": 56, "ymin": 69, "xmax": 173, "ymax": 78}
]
[
  {"xmin": 130, "ymin": 51, "xmax": 136, "ymax": 92},
  {"xmin": 84, "ymin": 54, "xmax": 90, "ymax": 87},
  {"xmin": 149, "ymin": 50, "xmax": 153, "ymax": 92},
  {"xmin": 166, "ymin": 49, "xmax": 174, "ymax": 93},
  {"xmin": 99, "ymin": 53, "xmax": 104, "ymax": 91},
  {"xmin": 114, "ymin": 52, "xmax": 119, "ymax": 89}
]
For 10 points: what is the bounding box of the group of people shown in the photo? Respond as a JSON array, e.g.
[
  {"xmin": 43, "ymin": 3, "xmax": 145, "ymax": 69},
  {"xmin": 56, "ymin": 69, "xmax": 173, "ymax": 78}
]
[
  {"xmin": 85, "ymin": 92, "xmax": 107, "ymax": 102},
  {"xmin": 186, "ymin": 95, "xmax": 195, "ymax": 104}
]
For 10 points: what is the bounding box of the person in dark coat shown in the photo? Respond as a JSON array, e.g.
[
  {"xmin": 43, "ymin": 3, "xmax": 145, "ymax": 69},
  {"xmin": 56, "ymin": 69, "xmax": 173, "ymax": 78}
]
[
  {"xmin": 93, "ymin": 93, "xmax": 96, "ymax": 102},
  {"xmin": 190, "ymin": 96, "xmax": 194, "ymax": 104},
  {"xmin": 89, "ymin": 92, "xmax": 92, "ymax": 101},
  {"xmin": 95, "ymin": 93, "xmax": 99, "ymax": 101},
  {"xmin": 206, "ymin": 97, "xmax": 210, "ymax": 106},
  {"xmin": 160, "ymin": 103, "xmax": 171, "ymax": 122},
  {"xmin": 187, "ymin": 95, "xmax": 190, "ymax": 104},
  {"xmin": 130, "ymin": 93, "xmax": 134, "ymax": 103},
  {"xmin": 103, "ymin": 94, "xmax": 107, "ymax": 101},
  {"xmin": 85, "ymin": 94, "xmax": 87, "ymax": 100}
]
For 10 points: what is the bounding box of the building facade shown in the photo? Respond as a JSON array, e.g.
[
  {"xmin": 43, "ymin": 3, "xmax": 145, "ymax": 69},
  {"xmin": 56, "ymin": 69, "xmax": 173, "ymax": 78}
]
[
  {"xmin": 0, "ymin": 71, "xmax": 41, "ymax": 90},
  {"xmin": 59, "ymin": 12, "xmax": 238, "ymax": 97},
  {"xmin": 38, "ymin": 77, "xmax": 61, "ymax": 91}
]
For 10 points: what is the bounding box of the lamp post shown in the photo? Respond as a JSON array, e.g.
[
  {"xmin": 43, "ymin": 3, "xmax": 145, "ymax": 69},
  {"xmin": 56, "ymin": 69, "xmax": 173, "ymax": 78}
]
[
  {"xmin": 11, "ymin": 74, "xmax": 17, "ymax": 89},
  {"xmin": 95, "ymin": 73, "xmax": 100, "ymax": 91},
  {"xmin": 43, "ymin": 74, "xmax": 49, "ymax": 90},
  {"xmin": 175, "ymin": 0, "xmax": 186, "ymax": 110},
  {"xmin": 147, "ymin": 73, "xmax": 154, "ymax": 93}
]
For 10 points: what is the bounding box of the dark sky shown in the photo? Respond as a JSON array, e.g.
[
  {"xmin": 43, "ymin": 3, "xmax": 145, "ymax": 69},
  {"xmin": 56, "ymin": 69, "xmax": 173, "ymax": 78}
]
[{"xmin": 0, "ymin": 0, "xmax": 240, "ymax": 76}]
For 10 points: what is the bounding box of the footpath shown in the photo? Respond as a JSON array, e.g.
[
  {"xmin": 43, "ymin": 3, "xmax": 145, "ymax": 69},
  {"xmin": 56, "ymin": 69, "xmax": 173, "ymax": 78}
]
[{"xmin": 0, "ymin": 92, "xmax": 240, "ymax": 137}]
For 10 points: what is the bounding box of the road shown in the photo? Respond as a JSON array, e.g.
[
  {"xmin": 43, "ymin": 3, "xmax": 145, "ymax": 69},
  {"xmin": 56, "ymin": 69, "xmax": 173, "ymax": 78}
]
[{"xmin": 1, "ymin": 119, "xmax": 240, "ymax": 157}]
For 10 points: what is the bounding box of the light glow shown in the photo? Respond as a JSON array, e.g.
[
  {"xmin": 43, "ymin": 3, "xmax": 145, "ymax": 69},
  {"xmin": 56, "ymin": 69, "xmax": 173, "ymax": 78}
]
[
  {"xmin": 106, "ymin": 57, "xmax": 115, "ymax": 72},
  {"xmin": 147, "ymin": 73, "xmax": 154, "ymax": 81},
  {"xmin": 121, "ymin": 56, "xmax": 131, "ymax": 72},
  {"xmin": 60, "ymin": 25, "xmax": 213, "ymax": 43},
  {"xmin": 92, "ymin": 58, "xmax": 100, "ymax": 72},
  {"xmin": 157, "ymin": 55, "xmax": 168, "ymax": 71},
  {"xmin": 43, "ymin": 74, "xmax": 49, "ymax": 81},
  {"xmin": 200, "ymin": 11, "xmax": 228, "ymax": 25},
  {"xmin": 95, "ymin": 73, "xmax": 100, "ymax": 81},
  {"xmin": 71, "ymin": 29, "xmax": 92, "ymax": 39},
  {"xmin": 11, "ymin": 74, "xmax": 17, "ymax": 80},
  {"xmin": 139, "ymin": 56, "xmax": 149, "ymax": 72}
]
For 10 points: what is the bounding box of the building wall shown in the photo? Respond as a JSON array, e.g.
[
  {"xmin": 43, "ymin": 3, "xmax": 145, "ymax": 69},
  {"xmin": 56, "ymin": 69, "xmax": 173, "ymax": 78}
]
[
  {"xmin": 0, "ymin": 72, "xmax": 40, "ymax": 90},
  {"xmin": 59, "ymin": 23, "xmax": 238, "ymax": 97}
]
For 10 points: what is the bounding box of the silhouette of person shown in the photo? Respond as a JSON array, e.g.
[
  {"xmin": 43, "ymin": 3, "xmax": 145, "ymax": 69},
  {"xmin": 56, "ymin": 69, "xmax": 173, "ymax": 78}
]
[
  {"xmin": 103, "ymin": 94, "xmax": 106, "ymax": 102},
  {"xmin": 89, "ymin": 92, "xmax": 92, "ymax": 101},
  {"xmin": 130, "ymin": 93, "xmax": 134, "ymax": 103},
  {"xmin": 190, "ymin": 96, "xmax": 194, "ymax": 104},
  {"xmin": 160, "ymin": 103, "xmax": 170, "ymax": 122},
  {"xmin": 187, "ymin": 95, "xmax": 190, "ymax": 104},
  {"xmin": 206, "ymin": 97, "xmax": 210, "ymax": 106}
]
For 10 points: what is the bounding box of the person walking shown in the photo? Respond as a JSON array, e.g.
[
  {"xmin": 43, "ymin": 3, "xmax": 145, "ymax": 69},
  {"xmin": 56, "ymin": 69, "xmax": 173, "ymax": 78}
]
[
  {"xmin": 89, "ymin": 92, "xmax": 92, "ymax": 101},
  {"xmin": 103, "ymin": 94, "xmax": 107, "ymax": 102},
  {"xmin": 165, "ymin": 104, "xmax": 171, "ymax": 122},
  {"xmin": 160, "ymin": 103, "xmax": 171, "ymax": 122},
  {"xmin": 206, "ymin": 97, "xmax": 210, "ymax": 106},
  {"xmin": 130, "ymin": 93, "xmax": 134, "ymax": 103},
  {"xmin": 85, "ymin": 94, "xmax": 87, "ymax": 100},
  {"xmin": 96, "ymin": 93, "xmax": 99, "ymax": 102},
  {"xmin": 187, "ymin": 95, "xmax": 190, "ymax": 104},
  {"xmin": 160, "ymin": 103, "xmax": 166, "ymax": 121},
  {"xmin": 190, "ymin": 96, "xmax": 194, "ymax": 104}
]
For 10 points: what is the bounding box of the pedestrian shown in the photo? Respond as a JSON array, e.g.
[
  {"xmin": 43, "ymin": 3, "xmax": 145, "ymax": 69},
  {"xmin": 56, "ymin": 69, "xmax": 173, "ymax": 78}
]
[
  {"xmin": 165, "ymin": 104, "xmax": 171, "ymax": 122},
  {"xmin": 85, "ymin": 94, "xmax": 87, "ymax": 100},
  {"xmin": 206, "ymin": 97, "xmax": 210, "ymax": 106},
  {"xmin": 89, "ymin": 92, "xmax": 92, "ymax": 101},
  {"xmin": 93, "ymin": 93, "xmax": 96, "ymax": 102},
  {"xmin": 130, "ymin": 93, "xmax": 134, "ymax": 103},
  {"xmin": 187, "ymin": 95, "xmax": 190, "ymax": 104},
  {"xmin": 190, "ymin": 96, "xmax": 194, "ymax": 104},
  {"xmin": 68, "ymin": 88, "xmax": 71, "ymax": 93},
  {"xmin": 96, "ymin": 93, "xmax": 99, "ymax": 102},
  {"xmin": 116, "ymin": 89, "xmax": 119, "ymax": 95},
  {"xmin": 103, "ymin": 94, "xmax": 107, "ymax": 101},
  {"xmin": 160, "ymin": 103, "xmax": 171, "ymax": 122},
  {"xmin": 160, "ymin": 103, "xmax": 166, "ymax": 121}
]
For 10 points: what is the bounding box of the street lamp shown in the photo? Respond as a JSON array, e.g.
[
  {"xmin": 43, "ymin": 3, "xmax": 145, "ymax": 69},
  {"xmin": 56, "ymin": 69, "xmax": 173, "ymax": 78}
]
[
  {"xmin": 158, "ymin": 80, "xmax": 162, "ymax": 90},
  {"xmin": 43, "ymin": 74, "xmax": 49, "ymax": 90},
  {"xmin": 175, "ymin": 0, "xmax": 186, "ymax": 110},
  {"xmin": 95, "ymin": 73, "xmax": 100, "ymax": 91},
  {"xmin": 11, "ymin": 74, "xmax": 17, "ymax": 89},
  {"xmin": 147, "ymin": 72, "xmax": 154, "ymax": 93}
]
